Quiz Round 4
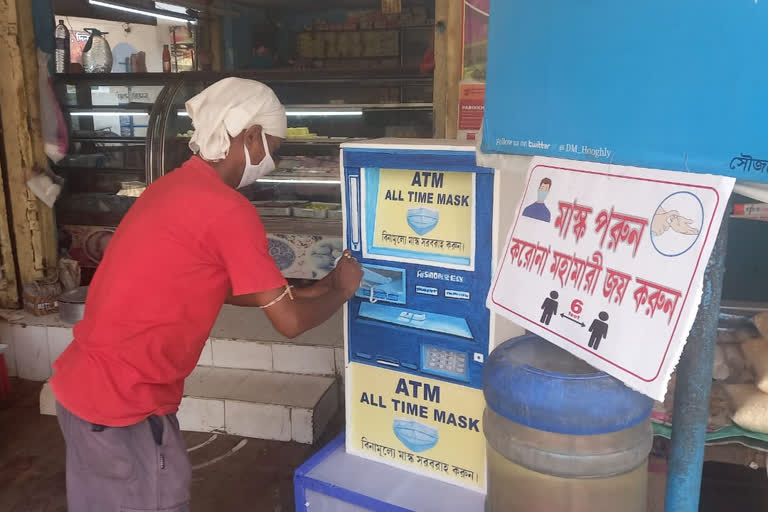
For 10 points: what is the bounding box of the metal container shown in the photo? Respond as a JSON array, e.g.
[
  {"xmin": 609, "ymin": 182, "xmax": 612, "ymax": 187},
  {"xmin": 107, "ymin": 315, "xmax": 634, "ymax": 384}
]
[
  {"xmin": 82, "ymin": 29, "xmax": 112, "ymax": 73},
  {"xmin": 292, "ymin": 202, "xmax": 341, "ymax": 219},
  {"xmin": 58, "ymin": 286, "xmax": 88, "ymax": 324},
  {"xmin": 251, "ymin": 201, "xmax": 307, "ymax": 217}
]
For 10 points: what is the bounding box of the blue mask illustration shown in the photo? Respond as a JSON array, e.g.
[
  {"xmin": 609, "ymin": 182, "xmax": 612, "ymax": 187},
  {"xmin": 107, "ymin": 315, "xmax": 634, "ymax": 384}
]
[
  {"xmin": 537, "ymin": 189, "xmax": 549, "ymax": 202},
  {"xmin": 393, "ymin": 419, "xmax": 439, "ymax": 453},
  {"xmin": 407, "ymin": 207, "xmax": 439, "ymax": 236},
  {"xmin": 361, "ymin": 266, "xmax": 393, "ymax": 288}
]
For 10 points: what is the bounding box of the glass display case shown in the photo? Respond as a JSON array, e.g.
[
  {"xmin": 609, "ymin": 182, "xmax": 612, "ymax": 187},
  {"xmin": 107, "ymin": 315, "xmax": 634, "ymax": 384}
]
[
  {"xmin": 55, "ymin": 76, "xmax": 166, "ymax": 226},
  {"xmin": 53, "ymin": 71, "xmax": 433, "ymax": 280},
  {"xmin": 53, "ymin": 74, "xmax": 170, "ymax": 277}
]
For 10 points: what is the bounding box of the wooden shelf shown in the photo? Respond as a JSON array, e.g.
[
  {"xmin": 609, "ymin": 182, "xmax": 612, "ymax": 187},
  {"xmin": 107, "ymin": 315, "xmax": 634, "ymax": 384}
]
[
  {"xmin": 53, "ymin": 70, "xmax": 433, "ymax": 85},
  {"xmin": 299, "ymin": 24, "xmax": 434, "ymax": 33},
  {"xmin": 69, "ymin": 137, "xmax": 146, "ymax": 144}
]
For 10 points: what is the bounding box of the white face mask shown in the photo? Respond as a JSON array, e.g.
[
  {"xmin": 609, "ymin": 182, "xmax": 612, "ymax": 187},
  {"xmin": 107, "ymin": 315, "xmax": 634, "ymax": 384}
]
[{"xmin": 238, "ymin": 131, "xmax": 275, "ymax": 189}]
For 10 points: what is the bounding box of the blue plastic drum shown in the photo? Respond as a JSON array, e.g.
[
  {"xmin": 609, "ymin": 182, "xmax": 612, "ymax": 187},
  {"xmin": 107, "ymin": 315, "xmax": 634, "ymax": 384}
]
[
  {"xmin": 483, "ymin": 334, "xmax": 653, "ymax": 435},
  {"xmin": 482, "ymin": 335, "xmax": 653, "ymax": 512}
]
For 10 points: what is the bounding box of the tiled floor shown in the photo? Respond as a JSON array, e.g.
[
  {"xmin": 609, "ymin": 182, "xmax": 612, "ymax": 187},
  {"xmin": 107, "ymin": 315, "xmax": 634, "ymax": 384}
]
[
  {"xmin": 5, "ymin": 379, "xmax": 767, "ymax": 511},
  {"xmin": 0, "ymin": 379, "xmax": 343, "ymax": 512}
]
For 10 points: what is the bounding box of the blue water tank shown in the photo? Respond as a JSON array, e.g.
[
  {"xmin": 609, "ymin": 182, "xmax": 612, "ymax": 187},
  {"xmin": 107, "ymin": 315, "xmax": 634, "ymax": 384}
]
[
  {"xmin": 482, "ymin": 335, "xmax": 654, "ymax": 511},
  {"xmin": 483, "ymin": 334, "xmax": 653, "ymax": 435}
]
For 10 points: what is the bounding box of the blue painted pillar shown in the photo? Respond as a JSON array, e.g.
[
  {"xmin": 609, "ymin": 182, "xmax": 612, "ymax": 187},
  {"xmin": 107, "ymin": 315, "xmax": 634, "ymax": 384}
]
[{"xmin": 665, "ymin": 212, "xmax": 729, "ymax": 511}]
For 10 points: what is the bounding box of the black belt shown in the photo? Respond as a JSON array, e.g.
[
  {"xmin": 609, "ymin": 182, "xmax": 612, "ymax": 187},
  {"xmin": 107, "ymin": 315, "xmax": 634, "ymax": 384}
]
[{"xmin": 90, "ymin": 415, "xmax": 165, "ymax": 446}]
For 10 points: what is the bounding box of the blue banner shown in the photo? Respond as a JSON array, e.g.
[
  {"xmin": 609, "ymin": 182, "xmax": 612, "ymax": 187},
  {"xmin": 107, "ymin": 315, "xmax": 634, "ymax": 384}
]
[{"xmin": 481, "ymin": 0, "xmax": 768, "ymax": 183}]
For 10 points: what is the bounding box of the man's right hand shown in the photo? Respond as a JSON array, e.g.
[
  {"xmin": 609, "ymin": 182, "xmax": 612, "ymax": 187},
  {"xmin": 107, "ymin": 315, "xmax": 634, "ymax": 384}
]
[
  {"xmin": 331, "ymin": 250, "xmax": 363, "ymax": 298},
  {"xmin": 227, "ymin": 249, "xmax": 362, "ymax": 339}
]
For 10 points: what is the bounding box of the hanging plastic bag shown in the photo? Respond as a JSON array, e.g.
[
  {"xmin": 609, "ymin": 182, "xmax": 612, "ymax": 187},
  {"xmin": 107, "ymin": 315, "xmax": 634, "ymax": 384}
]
[
  {"xmin": 26, "ymin": 168, "xmax": 62, "ymax": 208},
  {"xmin": 37, "ymin": 50, "xmax": 68, "ymax": 162},
  {"xmin": 58, "ymin": 257, "xmax": 81, "ymax": 291}
]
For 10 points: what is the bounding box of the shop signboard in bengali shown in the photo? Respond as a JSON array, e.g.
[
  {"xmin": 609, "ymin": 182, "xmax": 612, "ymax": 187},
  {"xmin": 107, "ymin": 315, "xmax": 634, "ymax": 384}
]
[
  {"xmin": 481, "ymin": 0, "xmax": 768, "ymax": 183},
  {"xmin": 457, "ymin": 83, "xmax": 485, "ymax": 142},
  {"xmin": 487, "ymin": 157, "xmax": 735, "ymax": 400}
]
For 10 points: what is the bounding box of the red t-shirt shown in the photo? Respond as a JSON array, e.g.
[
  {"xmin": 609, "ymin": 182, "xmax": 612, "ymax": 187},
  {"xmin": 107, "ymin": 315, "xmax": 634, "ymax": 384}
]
[{"xmin": 52, "ymin": 157, "xmax": 286, "ymax": 426}]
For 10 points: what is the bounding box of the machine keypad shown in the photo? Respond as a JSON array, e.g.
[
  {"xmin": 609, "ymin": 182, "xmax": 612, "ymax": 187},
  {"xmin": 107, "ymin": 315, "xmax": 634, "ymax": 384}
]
[{"xmin": 423, "ymin": 346, "xmax": 469, "ymax": 379}]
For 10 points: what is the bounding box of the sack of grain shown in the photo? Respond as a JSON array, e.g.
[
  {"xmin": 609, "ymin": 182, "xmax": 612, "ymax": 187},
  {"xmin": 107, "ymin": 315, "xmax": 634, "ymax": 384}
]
[
  {"xmin": 741, "ymin": 337, "xmax": 768, "ymax": 393},
  {"xmin": 724, "ymin": 384, "xmax": 768, "ymax": 434},
  {"xmin": 754, "ymin": 312, "xmax": 768, "ymax": 338}
]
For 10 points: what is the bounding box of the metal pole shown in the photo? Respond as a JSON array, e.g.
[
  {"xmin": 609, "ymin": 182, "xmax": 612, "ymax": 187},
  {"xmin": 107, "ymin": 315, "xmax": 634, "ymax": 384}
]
[{"xmin": 665, "ymin": 212, "xmax": 729, "ymax": 511}]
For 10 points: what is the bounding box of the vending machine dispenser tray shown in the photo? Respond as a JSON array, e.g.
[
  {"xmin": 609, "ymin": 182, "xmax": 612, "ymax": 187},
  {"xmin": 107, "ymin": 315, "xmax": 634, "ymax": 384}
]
[
  {"xmin": 355, "ymin": 264, "xmax": 407, "ymax": 304},
  {"xmin": 358, "ymin": 302, "xmax": 474, "ymax": 340}
]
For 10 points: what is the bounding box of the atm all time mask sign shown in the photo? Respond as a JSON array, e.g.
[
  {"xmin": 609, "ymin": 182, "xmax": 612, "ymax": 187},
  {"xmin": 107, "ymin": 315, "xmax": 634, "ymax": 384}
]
[
  {"xmin": 362, "ymin": 168, "xmax": 475, "ymax": 270},
  {"xmin": 488, "ymin": 157, "xmax": 734, "ymax": 400},
  {"xmin": 347, "ymin": 363, "xmax": 486, "ymax": 490}
]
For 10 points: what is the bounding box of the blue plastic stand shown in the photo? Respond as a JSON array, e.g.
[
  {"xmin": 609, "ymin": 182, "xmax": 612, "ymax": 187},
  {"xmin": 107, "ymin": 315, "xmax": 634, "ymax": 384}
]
[{"xmin": 294, "ymin": 434, "xmax": 485, "ymax": 512}]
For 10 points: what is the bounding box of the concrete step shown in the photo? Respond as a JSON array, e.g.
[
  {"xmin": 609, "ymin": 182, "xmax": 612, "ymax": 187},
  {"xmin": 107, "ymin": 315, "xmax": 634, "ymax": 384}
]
[
  {"xmin": 205, "ymin": 306, "xmax": 344, "ymax": 377},
  {"xmin": 40, "ymin": 366, "xmax": 339, "ymax": 444},
  {"xmin": 1, "ymin": 305, "xmax": 345, "ymax": 381}
]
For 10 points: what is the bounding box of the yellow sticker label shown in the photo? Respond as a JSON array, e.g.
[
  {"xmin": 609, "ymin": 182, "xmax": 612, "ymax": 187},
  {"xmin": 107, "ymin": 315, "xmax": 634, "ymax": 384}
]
[
  {"xmin": 346, "ymin": 362, "xmax": 486, "ymax": 490},
  {"xmin": 370, "ymin": 169, "xmax": 474, "ymax": 266}
]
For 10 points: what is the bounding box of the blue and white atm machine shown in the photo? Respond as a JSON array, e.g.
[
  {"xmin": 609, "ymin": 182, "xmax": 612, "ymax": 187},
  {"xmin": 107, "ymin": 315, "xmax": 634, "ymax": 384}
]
[{"xmin": 341, "ymin": 139, "xmax": 524, "ymax": 491}]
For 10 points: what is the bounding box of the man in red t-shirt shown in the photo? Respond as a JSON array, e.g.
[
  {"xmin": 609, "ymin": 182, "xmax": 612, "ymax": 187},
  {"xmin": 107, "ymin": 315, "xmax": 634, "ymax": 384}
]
[{"xmin": 51, "ymin": 78, "xmax": 362, "ymax": 511}]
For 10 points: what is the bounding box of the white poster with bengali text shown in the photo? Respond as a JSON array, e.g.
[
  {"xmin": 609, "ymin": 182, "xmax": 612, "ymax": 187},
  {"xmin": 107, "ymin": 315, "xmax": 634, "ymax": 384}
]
[{"xmin": 487, "ymin": 157, "xmax": 735, "ymax": 400}]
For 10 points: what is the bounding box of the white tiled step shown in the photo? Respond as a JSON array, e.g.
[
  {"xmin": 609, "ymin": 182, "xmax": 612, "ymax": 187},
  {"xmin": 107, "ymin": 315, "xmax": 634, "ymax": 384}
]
[
  {"xmin": 208, "ymin": 306, "xmax": 343, "ymax": 376},
  {"xmin": 1, "ymin": 305, "xmax": 345, "ymax": 381},
  {"xmin": 39, "ymin": 367, "xmax": 339, "ymax": 444},
  {"xmin": 205, "ymin": 338, "xmax": 341, "ymax": 377}
]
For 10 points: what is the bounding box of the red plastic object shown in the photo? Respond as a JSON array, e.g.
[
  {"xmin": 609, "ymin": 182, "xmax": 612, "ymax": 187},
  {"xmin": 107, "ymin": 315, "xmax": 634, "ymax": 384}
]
[{"xmin": 0, "ymin": 354, "xmax": 10, "ymax": 400}]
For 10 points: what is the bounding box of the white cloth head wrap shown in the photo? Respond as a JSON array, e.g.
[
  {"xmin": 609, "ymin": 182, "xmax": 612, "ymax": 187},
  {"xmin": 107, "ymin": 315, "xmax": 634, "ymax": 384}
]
[{"xmin": 186, "ymin": 77, "xmax": 287, "ymax": 161}]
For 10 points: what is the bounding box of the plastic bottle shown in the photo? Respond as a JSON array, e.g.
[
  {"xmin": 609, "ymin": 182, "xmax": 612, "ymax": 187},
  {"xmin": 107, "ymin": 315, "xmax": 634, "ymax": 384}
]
[
  {"xmin": 162, "ymin": 45, "xmax": 171, "ymax": 73},
  {"xmin": 54, "ymin": 20, "xmax": 70, "ymax": 74}
]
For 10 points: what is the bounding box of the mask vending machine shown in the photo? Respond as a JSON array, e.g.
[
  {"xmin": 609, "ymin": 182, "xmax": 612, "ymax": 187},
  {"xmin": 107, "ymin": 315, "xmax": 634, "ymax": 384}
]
[{"xmin": 341, "ymin": 139, "xmax": 523, "ymax": 491}]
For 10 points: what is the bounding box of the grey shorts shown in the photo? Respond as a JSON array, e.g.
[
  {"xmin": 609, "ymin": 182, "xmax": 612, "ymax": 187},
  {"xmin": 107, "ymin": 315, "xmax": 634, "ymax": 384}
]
[{"xmin": 56, "ymin": 402, "xmax": 191, "ymax": 512}]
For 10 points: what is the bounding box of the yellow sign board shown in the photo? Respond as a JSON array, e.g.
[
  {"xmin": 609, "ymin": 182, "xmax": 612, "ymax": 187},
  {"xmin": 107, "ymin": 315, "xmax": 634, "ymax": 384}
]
[
  {"xmin": 368, "ymin": 169, "xmax": 474, "ymax": 268},
  {"xmin": 346, "ymin": 362, "xmax": 486, "ymax": 490}
]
